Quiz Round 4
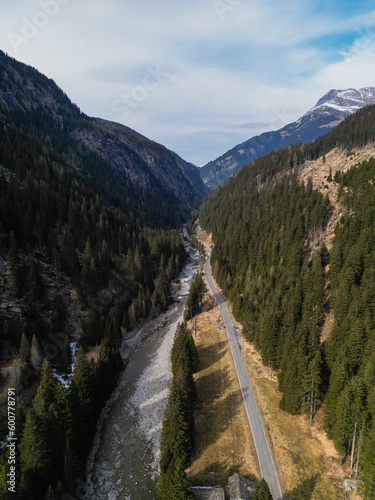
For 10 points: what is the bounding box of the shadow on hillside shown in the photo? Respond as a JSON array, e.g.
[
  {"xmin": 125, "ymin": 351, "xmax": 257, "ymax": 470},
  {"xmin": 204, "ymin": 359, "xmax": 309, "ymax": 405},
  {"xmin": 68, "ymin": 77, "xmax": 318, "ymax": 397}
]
[
  {"xmin": 193, "ymin": 367, "xmax": 243, "ymax": 460},
  {"xmin": 197, "ymin": 340, "xmax": 228, "ymax": 370},
  {"xmin": 283, "ymin": 475, "xmax": 320, "ymax": 500},
  {"xmin": 190, "ymin": 460, "xmax": 258, "ymax": 489}
]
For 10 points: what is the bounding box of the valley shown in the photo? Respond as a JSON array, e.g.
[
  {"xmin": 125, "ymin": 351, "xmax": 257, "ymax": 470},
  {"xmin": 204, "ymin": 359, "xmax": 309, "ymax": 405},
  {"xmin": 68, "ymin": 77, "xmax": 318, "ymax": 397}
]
[
  {"xmin": 1, "ymin": 46, "xmax": 375, "ymax": 500},
  {"xmin": 187, "ymin": 276, "xmax": 260, "ymax": 489},
  {"xmin": 191, "ymin": 226, "xmax": 350, "ymax": 499},
  {"xmin": 85, "ymin": 242, "xmax": 201, "ymax": 499}
]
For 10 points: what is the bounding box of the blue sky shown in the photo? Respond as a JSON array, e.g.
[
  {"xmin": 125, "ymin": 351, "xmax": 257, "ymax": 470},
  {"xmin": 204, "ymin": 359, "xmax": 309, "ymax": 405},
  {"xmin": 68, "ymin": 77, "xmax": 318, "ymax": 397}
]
[{"xmin": 1, "ymin": 0, "xmax": 375, "ymax": 165}]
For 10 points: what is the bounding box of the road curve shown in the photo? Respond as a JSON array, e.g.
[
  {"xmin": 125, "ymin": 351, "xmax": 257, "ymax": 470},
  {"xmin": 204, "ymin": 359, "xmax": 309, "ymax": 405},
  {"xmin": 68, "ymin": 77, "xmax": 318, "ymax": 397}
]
[{"xmin": 204, "ymin": 246, "xmax": 283, "ymax": 500}]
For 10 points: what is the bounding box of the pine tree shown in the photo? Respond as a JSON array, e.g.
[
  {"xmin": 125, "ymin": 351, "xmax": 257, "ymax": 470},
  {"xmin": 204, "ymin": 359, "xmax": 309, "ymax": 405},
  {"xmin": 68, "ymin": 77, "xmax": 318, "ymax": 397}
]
[
  {"xmin": 303, "ymin": 352, "xmax": 322, "ymax": 419},
  {"xmin": 184, "ymin": 273, "xmax": 205, "ymax": 321},
  {"xmin": 253, "ymin": 479, "xmax": 273, "ymax": 500},
  {"xmin": 30, "ymin": 335, "xmax": 43, "ymax": 373},
  {"xmin": 360, "ymin": 425, "xmax": 375, "ymax": 499},
  {"xmin": 19, "ymin": 408, "xmax": 49, "ymax": 498},
  {"xmin": 157, "ymin": 458, "xmax": 194, "ymax": 500},
  {"xmin": 155, "ymin": 271, "xmax": 170, "ymax": 310},
  {"xmin": 19, "ymin": 333, "xmax": 30, "ymax": 362},
  {"xmin": 81, "ymin": 236, "xmax": 96, "ymax": 295},
  {"xmin": 8, "ymin": 230, "xmax": 22, "ymax": 295},
  {"xmin": 45, "ymin": 481, "xmax": 64, "ymax": 500},
  {"xmin": 71, "ymin": 347, "xmax": 95, "ymax": 417},
  {"xmin": 19, "ymin": 360, "xmax": 68, "ymax": 499}
]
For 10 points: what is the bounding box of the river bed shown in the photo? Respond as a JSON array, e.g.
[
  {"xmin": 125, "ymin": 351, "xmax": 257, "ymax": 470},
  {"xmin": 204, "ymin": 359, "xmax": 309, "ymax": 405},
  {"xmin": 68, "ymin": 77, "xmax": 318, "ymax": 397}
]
[{"xmin": 85, "ymin": 243, "xmax": 200, "ymax": 500}]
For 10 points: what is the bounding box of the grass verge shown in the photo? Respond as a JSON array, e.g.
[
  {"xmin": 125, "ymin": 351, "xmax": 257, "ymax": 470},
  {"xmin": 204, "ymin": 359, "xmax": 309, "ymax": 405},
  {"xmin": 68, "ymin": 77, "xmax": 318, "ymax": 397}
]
[
  {"xmin": 186, "ymin": 293, "xmax": 260, "ymax": 488},
  {"xmin": 242, "ymin": 340, "xmax": 358, "ymax": 499}
]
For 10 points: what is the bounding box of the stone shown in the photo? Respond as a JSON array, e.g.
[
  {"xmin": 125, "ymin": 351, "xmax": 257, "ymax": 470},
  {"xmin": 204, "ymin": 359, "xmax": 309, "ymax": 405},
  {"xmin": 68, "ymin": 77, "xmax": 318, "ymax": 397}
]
[
  {"xmin": 228, "ymin": 474, "xmax": 256, "ymax": 500},
  {"xmin": 192, "ymin": 486, "xmax": 225, "ymax": 500},
  {"xmin": 343, "ymin": 478, "xmax": 358, "ymax": 492}
]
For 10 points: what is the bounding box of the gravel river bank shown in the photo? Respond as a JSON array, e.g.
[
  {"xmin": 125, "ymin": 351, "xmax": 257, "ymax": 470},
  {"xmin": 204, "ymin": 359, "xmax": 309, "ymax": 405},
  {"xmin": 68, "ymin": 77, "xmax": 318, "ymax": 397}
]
[{"xmin": 85, "ymin": 243, "xmax": 200, "ymax": 500}]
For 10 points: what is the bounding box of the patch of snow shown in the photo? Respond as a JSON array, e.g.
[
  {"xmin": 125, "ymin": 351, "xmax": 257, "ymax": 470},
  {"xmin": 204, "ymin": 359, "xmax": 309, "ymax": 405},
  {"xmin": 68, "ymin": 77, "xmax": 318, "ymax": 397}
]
[{"xmin": 305, "ymin": 87, "xmax": 375, "ymax": 118}]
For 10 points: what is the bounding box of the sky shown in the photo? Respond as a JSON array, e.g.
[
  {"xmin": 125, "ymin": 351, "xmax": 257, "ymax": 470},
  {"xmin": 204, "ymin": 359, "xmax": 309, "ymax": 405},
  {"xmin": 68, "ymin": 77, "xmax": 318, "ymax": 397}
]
[{"xmin": 1, "ymin": 0, "xmax": 375, "ymax": 166}]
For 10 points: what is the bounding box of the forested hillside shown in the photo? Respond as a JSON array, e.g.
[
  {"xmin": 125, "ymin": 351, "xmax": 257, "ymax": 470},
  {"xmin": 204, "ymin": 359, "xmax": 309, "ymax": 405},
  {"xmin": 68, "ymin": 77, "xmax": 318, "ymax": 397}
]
[
  {"xmin": 0, "ymin": 50, "xmax": 208, "ymax": 228},
  {"xmin": 201, "ymin": 89, "xmax": 375, "ymax": 191},
  {"xmin": 325, "ymin": 160, "xmax": 375, "ymax": 497},
  {"xmin": 199, "ymin": 106, "xmax": 375, "ymax": 497},
  {"xmin": 0, "ymin": 52, "xmax": 193, "ymax": 499}
]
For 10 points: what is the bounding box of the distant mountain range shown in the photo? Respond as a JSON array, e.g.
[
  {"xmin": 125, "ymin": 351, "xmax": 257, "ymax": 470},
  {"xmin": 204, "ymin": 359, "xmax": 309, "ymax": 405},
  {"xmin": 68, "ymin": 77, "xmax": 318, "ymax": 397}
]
[
  {"xmin": 201, "ymin": 87, "xmax": 375, "ymax": 190},
  {"xmin": 0, "ymin": 51, "xmax": 209, "ymax": 227}
]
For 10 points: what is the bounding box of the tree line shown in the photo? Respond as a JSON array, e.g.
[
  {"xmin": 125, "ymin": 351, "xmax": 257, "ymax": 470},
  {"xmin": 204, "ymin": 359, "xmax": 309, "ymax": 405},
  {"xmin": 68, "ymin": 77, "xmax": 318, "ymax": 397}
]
[
  {"xmin": 157, "ymin": 322, "xmax": 199, "ymax": 500},
  {"xmin": 157, "ymin": 264, "xmax": 275, "ymax": 498},
  {"xmin": 0, "ymin": 339, "xmax": 122, "ymax": 499},
  {"xmin": 199, "ymin": 107, "xmax": 375, "ymax": 497},
  {"xmin": 0, "ymin": 113, "xmax": 186, "ymax": 357},
  {"xmin": 0, "ymin": 50, "xmax": 189, "ymax": 499},
  {"xmin": 200, "ymin": 173, "xmax": 330, "ymax": 414},
  {"xmin": 324, "ymin": 159, "xmax": 375, "ymax": 497}
]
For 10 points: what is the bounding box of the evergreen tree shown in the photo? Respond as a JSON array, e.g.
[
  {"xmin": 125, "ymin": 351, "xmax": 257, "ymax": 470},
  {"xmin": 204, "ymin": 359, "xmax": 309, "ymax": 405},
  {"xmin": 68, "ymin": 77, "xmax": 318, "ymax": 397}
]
[
  {"xmin": 157, "ymin": 458, "xmax": 194, "ymax": 500},
  {"xmin": 8, "ymin": 230, "xmax": 22, "ymax": 295},
  {"xmin": 361, "ymin": 426, "xmax": 375, "ymax": 499},
  {"xmin": 19, "ymin": 333, "xmax": 30, "ymax": 362},
  {"xmin": 253, "ymin": 479, "xmax": 273, "ymax": 500},
  {"xmin": 45, "ymin": 481, "xmax": 64, "ymax": 500},
  {"xmin": 19, "ymin": 360, "xmax": 69, "ymax": 500},
  {"xmin": 184, "ymin": 273, "xmax": 205, "ymax": 321},
  {"xmin": 30, "ymin": 335, "xmax": 43, "ymax": 373}
]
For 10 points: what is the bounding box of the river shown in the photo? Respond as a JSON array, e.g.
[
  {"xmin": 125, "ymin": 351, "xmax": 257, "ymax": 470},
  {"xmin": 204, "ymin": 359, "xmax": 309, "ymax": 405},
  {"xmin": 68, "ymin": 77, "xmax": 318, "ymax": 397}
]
[{"xmin": 85, "ymin": 241, "xmax": 201, "ymax": 500}]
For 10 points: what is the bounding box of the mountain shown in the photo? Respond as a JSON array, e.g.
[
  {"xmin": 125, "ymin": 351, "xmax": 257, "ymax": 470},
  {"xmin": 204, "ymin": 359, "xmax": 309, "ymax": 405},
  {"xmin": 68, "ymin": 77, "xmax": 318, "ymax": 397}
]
[
  {"xmin": 0, "ymin": 51, "xmax": 203, "ymax": 499},
  {"xmin": 0, "ymin": 51, "xmax": 209, "ymax": 228},
  {"xmin": 201, "ymin": 87, "xmax": 375, "ymax": 190},
  {"xmin": 199, "ymin": 105, "xmax": 375, "ymax": 497}
]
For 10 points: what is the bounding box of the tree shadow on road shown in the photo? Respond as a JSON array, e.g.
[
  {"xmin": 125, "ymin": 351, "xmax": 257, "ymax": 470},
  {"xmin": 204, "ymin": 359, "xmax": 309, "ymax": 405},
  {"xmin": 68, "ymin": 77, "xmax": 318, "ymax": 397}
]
[{"xmin": 283, "ymin": 475, "xmax": 320, "ymax": 500}]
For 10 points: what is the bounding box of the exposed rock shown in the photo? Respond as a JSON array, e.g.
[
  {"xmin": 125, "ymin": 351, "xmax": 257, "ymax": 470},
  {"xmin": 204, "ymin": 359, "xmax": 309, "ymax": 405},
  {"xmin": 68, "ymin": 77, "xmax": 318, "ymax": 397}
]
[
  {"xmin": 201, "ymin": 87, "xmax": 375, "ymax": 190},
  {"xmin": 0, "ymin": 301, "xmax": 22, "ymax": 314},
  {"xmin": 343, "ymin": 478, "xmax": 358, "ymax": 492},
  {"xmin": 228, "ymin": 474, "xmax": 256, "ymax": 500},
  {"xmin": 0, "ymin": 50, "xmax": 208, "ymax": 229},
  {"xmin": 192, "ymin": 486, "xmax": 225, "ymax": 500}
]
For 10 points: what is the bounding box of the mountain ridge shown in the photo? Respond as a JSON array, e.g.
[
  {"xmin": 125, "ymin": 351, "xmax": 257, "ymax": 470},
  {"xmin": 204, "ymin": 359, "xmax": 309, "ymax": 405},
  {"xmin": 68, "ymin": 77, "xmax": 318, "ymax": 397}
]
[
  {"xmin": 0, "ymin": 50, "xmax": 209, "ymax": 227},
  {"xmin": 201, "ymin": 86, "xmax": 375, "ymax": 190},
  {"xmin": 199, "ymin": 105, "xmax": 375, "ymax": 497}
]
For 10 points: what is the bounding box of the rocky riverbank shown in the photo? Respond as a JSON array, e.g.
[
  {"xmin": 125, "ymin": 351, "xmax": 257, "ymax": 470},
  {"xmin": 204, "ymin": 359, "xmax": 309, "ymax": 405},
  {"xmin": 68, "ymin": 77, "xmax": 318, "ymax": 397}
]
[{"xmin": 85, "ymin": 243, "xmax": 200, "ymax": 499}]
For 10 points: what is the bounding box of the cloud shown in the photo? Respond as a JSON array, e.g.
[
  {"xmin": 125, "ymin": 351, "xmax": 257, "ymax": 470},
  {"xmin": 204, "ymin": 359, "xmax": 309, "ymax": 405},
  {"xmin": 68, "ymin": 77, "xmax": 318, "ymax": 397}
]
[
  {"xmin": 226, "ymin": 122, "xmax": 270, "ymax": 130},
  {"xmin": 1, "ymin": 0, "xmax": 375, "ymax": 165}
]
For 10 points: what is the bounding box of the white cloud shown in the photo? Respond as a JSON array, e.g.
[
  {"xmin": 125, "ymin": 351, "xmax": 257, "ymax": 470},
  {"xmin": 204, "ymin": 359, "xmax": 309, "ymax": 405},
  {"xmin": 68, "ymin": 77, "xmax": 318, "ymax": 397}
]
[{"xmin": 1, "ymin": 0, "xmax": 375, "ymax": 165}]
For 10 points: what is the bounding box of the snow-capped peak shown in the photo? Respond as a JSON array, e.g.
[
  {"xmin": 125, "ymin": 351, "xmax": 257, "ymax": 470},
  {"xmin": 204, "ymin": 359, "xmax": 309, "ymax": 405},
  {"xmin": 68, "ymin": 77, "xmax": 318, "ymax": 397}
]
[{"xmin": 307, "ymin": 87, "xmax": 375, "ymax": 117}]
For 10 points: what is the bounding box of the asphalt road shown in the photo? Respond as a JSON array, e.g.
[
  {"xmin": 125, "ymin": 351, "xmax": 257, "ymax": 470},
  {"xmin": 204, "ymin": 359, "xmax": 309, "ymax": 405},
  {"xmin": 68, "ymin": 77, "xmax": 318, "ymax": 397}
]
[{"xmin": 204, "ymin": 247, "xmax": 283, "ymax": 500}]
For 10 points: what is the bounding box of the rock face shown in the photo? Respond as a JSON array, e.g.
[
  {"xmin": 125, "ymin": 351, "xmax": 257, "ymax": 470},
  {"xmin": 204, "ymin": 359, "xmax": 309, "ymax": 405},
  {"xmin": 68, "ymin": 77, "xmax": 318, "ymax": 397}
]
[
  {"xmin": 228, "ymin": 474, "xmax": 256, "ymax": 500},
  {"xmin": 71, "ymin": 118, "xmax": 210, "ymax": 212},
  {"xmin": 0, "ymin": 50, "xmax": 209, "ymax": 227},
  {"xmin": 201, "ymin": 87, "xmax": 375, "ymax": 190},
  {"xmin": 343, "ymin": 478, "xmax": 358, "ymax": 492},
  {"xmin": 192, "ymin": 486, "xmax": 226, "ymax": 500},
  {"xmin": 193, "ymin": 475, "xmax": 256, "ymax": 500}
]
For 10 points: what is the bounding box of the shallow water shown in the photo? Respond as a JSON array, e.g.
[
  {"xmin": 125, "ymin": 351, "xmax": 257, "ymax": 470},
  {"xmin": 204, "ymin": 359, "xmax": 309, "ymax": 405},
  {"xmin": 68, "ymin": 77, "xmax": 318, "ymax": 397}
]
[{"xmin": 85, "ymin": 245, "xmax": 200, "ymax": 500}]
